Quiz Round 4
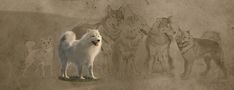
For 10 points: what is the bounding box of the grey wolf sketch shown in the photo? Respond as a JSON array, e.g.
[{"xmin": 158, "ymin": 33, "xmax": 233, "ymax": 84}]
[
  {"xmin": 143, "ymin": 16, "xmax": 174, "ymax": 73},
  {"xmin": 108, "ymin": 5, "xmax": 148, "ymax": 74},
  {"xmin": 116, "ymin": 25, "xmax": 144, "ymax": 74},
  {"xmin": 58, "ymin": 29, "xmax": 102, "ymax": 80},
  {"xmin": 164, "ymin": 28, "xmax": 228, "ymax": 79},
  {"xmin": 23, "ymin": 37, "xmax": 54, "ymax": 77}
]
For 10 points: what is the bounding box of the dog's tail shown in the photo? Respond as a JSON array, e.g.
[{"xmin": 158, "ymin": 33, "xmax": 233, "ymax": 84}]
[
  {"xmin": 201, "ymin": 31, "xmax": 222, "ymax": 44},
  {"xmin": 58, "ymin": 31, "xmax": 76, "ymax": 60}
]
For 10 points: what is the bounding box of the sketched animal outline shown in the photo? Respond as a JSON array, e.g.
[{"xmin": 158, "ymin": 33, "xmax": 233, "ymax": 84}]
[
  {"xmin": 23, "ymin": 37, "xmax": 54, "ymax": 77},
  {"xmin": 143, "ymin": 16, "xmax": 174, "ymax": 73},
  {"xmin": 164, "ymin": 29, "xmax": 228, "ymax": 79},
  {"xmin": 117, "ymin": 25, "xmax": 144, "ymax": 74}
]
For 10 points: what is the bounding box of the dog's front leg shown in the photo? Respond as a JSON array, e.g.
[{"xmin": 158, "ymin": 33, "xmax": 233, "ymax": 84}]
[{"xmin": 88, "ymin": 63, "xmax": 97, "ymax": 79}]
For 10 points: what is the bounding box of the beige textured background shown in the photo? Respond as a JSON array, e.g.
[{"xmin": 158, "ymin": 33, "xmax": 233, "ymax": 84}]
[{"xmin": 0, "ymin": 0, "xmax": 234, "ymax": 90}]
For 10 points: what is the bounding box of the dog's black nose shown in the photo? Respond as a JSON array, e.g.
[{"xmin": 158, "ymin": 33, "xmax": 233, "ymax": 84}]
[{"xmin": 97, "ymin": 39, "xmax": 100, "ymax": 42}]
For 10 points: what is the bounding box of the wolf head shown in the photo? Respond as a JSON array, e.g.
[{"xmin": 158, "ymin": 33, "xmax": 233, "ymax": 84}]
[
  {"xmin": 152, "ymin": 16, "xmax": 172, "ymax": 30},
  {"xmin": 105, "ymin": 5, "xmax": 124, "ymax": 28},
  {"xmin": 81, "ymin": 29, "xmax": 102, "ymax": 46}
]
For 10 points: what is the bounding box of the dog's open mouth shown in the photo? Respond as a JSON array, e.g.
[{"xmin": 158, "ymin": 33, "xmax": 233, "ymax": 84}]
[{"xmin": 91, "ymin": 41, "xmax": 99, "ymax": 46}]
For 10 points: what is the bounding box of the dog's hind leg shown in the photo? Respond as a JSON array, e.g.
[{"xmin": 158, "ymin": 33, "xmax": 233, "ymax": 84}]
[
  {"xmin": 60, "ymin": 59, "xmax": 69, "ymax": 79},
  {"xmin": 213, "ymin": 53, "xmax": 228, "ymax": 78},
  {"xmin": 200, "ymin": 56, "xmax": 211, "ymax": 76},
  {"xmin": 77, "ymin": 64, "xmax": 85, "ymax": 79}
]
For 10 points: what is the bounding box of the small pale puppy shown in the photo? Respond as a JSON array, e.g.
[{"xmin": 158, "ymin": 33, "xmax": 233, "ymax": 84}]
[{"xmin": 58, "ymin": 29, "xmax": 102, "ymax": 80}]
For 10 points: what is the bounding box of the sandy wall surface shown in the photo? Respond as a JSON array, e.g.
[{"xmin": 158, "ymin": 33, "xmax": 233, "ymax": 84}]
[{"xmin": 0, "ymin": 0, "xmax": 234, "ymax": 90}]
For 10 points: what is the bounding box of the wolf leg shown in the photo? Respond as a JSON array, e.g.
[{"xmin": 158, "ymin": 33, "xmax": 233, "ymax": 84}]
[
  {"xmin": 201, "ymin": 56, "xmax": 211, "ymax": 76},
  {"xmin": 131, "ymin": 58, "xmax": 137, "ymax": 73},
  {"xmin": 181, "ymin": 59, "xmax": 193, "ymax": 79},
  {"xmin": 167, "ymin": 47, "xmax": 174, "ymax": 70},
  {"xmin": 145, "ymin": 45, "xmax": 156, "ymax": 73},
  {"xmin": 144, "ymin": 40, "xmax": 152, "ymax": 70},
  {"xmin": 213, "ymin": 54, "xmax": 228, "ymax": 78}
]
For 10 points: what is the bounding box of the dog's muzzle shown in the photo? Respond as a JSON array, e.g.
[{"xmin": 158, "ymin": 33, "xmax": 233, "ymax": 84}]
[{"xmin": 91, "ymin": 39, "xmax": 100, "ymax": 46}]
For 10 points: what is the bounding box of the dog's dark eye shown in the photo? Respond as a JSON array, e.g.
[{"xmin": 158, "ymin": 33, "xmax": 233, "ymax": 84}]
[{"xmin": 92, "ymin": 35, "xmax": 95, "ymax": 37}]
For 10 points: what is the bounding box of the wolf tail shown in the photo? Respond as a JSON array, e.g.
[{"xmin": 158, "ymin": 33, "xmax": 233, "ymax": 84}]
[
  {"xmin": 58, "ymin": 31, "xmax": 76, "ymax": 60},
  {"xmin": 201, "ymin": 31, "xmax": 222, "ymax": 45}
]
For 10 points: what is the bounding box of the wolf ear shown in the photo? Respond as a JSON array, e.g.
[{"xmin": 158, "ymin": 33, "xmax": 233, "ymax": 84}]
[
  {"xmin": 172, "ymin": 30, "xmax": 178, "ymax": 38},
  {"xmin": 168, "ymin": 16, "xmax": 173, "ymax": 20},
  {"xmin": 177, "ymin": 26, "xmax": 182, "ymax": 33},
  {"xmin": 176, "ymin": 26, "xmax": 182, "ymax": 36},
  {"xmin": 106, "ymin": 5, "xmax": 112, "ymax": 14},
  {"xmin": 168, "ymin": 16, "xmax": 173, "ymax": 23},
  {"xmin": 186, "ymin": 30, "xmax": 190, "ymax": 34}
]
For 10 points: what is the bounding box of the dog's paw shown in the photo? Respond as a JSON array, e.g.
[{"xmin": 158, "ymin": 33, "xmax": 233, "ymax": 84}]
[
  {"xmin": 65, "ymin": 75, "xmax": 70, "ymax": 79},
  {"xmin": 92, "ymin": 76, "xmax": 98, "ymax": 80},
  {"xmin": 79, "ymin": 76, "xmax": 85, "ymax": 80},
  {"xmin": 84, "ymin": 76, "xmax": 98, "ymax": 80},
  {"xmin": 58, "ymin": 76, "xmax": 70, "ymax": 80}
]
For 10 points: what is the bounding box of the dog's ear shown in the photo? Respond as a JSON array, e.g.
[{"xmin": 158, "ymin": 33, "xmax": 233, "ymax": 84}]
[{"xmin": 87, "ymin": 29, "xmax": 93, "ymax": 32}]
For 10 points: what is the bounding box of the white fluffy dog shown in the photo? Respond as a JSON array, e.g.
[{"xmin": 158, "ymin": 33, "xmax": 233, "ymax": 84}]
[{"xmin": 58, "ymin": 29, "xmax": 102, "ymax": 79}]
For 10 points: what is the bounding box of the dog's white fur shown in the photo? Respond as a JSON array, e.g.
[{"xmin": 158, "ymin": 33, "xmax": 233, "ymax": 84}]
[{"xmin": 58, "ymin": 29, "xmax": 102, "ymax": 79}]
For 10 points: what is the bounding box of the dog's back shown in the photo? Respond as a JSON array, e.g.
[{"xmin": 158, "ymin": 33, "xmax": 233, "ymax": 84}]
[{"xmin": 58, "ymin": 31, "xmax": 76, "ymax": 61}]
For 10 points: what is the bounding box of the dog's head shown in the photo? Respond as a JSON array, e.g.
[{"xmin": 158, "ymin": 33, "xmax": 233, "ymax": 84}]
[{"xmin": 83, "ymin": 29, "xmax": 102, "ymax": 46}]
